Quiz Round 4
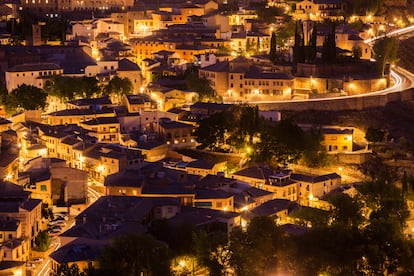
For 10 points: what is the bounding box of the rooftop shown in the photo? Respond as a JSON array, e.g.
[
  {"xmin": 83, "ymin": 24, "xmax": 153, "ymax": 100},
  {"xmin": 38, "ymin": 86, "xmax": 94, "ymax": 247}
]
[{"xmin": 8, "ymin": 62, "xmax": 61, "ymax": 72}]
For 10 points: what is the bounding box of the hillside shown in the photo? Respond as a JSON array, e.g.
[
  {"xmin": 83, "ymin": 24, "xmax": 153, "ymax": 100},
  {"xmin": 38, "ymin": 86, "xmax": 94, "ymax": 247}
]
[{"xmin": 284, "ymin": 101, "xmax": 414, "ymax": 145}]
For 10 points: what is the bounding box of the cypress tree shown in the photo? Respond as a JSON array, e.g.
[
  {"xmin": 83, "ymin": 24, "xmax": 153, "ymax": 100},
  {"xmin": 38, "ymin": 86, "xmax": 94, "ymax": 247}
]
[{"xmin": 269, "ymin": 31, "xmax": 277, "ymax": 62}]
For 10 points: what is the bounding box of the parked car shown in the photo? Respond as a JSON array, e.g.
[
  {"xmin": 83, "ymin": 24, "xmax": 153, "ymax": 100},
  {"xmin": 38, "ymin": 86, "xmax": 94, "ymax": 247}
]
[
  {"xmin": 55, "ymin": 213, "xmax": 69, "ymax": 221},
  {"xmin": 52, "ymin": 220, "xmax": 66, "ymax": 226},
  {"xmin": 48, "ymin": 229, "xmax": 61, "ymax": 237},
  {"xmin": 48, "ymin": 220, "xmax": 66, "ymax": 227},
  {"xmin": 48, "ymin": 225, "xmax": 63, "ymax": 231}
]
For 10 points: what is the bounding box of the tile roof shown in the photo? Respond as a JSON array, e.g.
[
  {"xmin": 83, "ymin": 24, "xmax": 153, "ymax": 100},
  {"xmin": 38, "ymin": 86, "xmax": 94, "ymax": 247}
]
[
  {"xmin": 290, "ymin": 173, "xmax": 341, "ymax": 183},
  {"xmin": 50, "ymin": 238, "xmax": 110, "ymax": 264},
  {"xmin": 196, "ymin": 174, "xmax": 236, "ymax": 189},
  {"xmin": 81, "ymin": 117, "xmax": 119, "ymax": 125},
  {"xmin": 322, "ymin": 127, "xmax": 353, "ymax": 135},
  {"xmin": 0, "ymin": 220, "xmax": 19, "ymax": 231},
  {"xmin": 118, "ymin": 58, "xmax": 141, "ymax": 71},
  {"xmin": 125, "ymin": 94, "xmax": 151, "ymax": 104},
  {"xmin": 233, "ymin": 166, "xmax": 275, "ymax": 181},
  {"xmin": 245, "ymin": 199, "xmax": 298, "ymax": 219},
  {"xmin": 104, "ymin": 169, "xmax": 144, "ymax": 187},
  {"xmin": 159, "ymin": 118, "xmax": 194, "ymax": 130},
  {"xmin": 8, "ymin": 62, "xmax": 61, "ymax": 72},
  {"xmin": 68, "ymin": 96, "xmax": 112, "ymax": 107},
  {"xmin": 195, "ymin": 189, "xmax": 233, "ymax": 199},
  {"xmin": 186, "ymin": 159, "xmax": 218, "ymax": 170}
]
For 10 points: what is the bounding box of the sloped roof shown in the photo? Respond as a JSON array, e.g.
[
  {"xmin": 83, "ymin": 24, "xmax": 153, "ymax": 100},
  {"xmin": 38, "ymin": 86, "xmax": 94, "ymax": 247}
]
[
  {"xmin": 118, "ymin": 58, "xmax": 141, "ymax": 71},
  {"xmin": 290, "ymin": 173, "xmax": 341, "ymax": 183},
  {"xmin": 233, "ymin": 166, "xmax": 275, "ymax": 181},
  {"xmin": 8, "ymin": 62, "xmax": 61, "ymax": 72}
]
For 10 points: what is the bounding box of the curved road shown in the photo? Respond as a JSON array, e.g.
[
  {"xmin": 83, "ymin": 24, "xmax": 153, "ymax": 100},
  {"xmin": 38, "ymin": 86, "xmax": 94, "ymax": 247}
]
[
  {"xmin": 225, "ymin": 65, "xmax": 414, "ymax": 105},
  {"xmin": 224, "ymin": 25, "xmax": 414, "ymax": 105},
  {"xmin": 364, "ymin": 25, "xmax": 414, "ymax": 44}
]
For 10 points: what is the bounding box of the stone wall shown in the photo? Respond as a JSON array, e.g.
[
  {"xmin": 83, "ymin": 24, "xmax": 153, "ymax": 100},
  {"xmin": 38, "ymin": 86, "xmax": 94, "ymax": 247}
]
[{"xmin": 257, "ymin": 88, "xmax": 414, "ymax": 111}]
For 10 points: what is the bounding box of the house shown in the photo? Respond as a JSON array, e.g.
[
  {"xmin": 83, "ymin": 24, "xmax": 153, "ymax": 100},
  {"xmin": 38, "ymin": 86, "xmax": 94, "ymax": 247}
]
[
  {"xmin": 0, "ymin": 220, "xmax": 30, "ymax": 262},
  {"xmin": 158, "ymin": 118, "xmax": 195, "ymax": 147},
  {"xmin": 0, "ymin": 259, "xmax": 25, "ymax": 275},
  {"xmin": 291, "ymin": 173, "xmax": 341, "ymax": 206},
  {"xmin": 17, "ymin": 169, "xmax": 53, "ymax": 206},
  {"xmin": 135, "ymin": 141, "xmax": 168, "ymax": 162},
  {"xmin": 62, "ymin": 196, "xmax": 181, "ymax": 240},
  {"xmin": 50, "ymin": 238, "xmax": 110, "ymax": 272},
  {"xmin": 122, "ymin": 94, "xmax": 152, "ymax": 113},
  {"xmin": 194, "ymin": 189, "xmax": 234, "ymax": 211},
  {"xmin": 198, "ymin": 56, "xmax": 293, "ymax": 99},
  {"xmin": 5, "ymin": 62, "xmax": 63, "ymax": 91},
  {"xmin": 243, "ymin": 199, "xmax": 298, "ymax": 225},
  {"xmin": 168, "ymin": 206, "xmax": 241, "ymax": 234},
  {"xmin": 47, "ymin": 108, "xmax": 115, "ymax": 126},
  {"xmin": 116, "ymin": 58, "xmax": 143, "ymax": 93},
  {"xmin": 266, "ymin": 173, "xmax": 298, "ymax": 201},
  {"xmin": 104, "ymin": 164, "xmax": 198, "ymax": 203},
  {"xmin": 148, "ymin": 84, "xmax": 196, "ymax": 111},
  {"xmin": 232, "ymin": 165, "xmax": 276, "ymax": 188},
  {"xmin": 79, "ymin": 117, "xmax": 120, "ymax": 144},
  {"xmin": 294, "ymin": 0, "xmax": 346, "ymax": 21},
  {"xmin": 322, "ymin": 127, "xmax": 353, "ymax": 153},
  {"xmin": 76, "ymin": 143, "xmax": 144, "ymax": 182},
  {"xmin": 104, "ymin": 169, "xmax": 145, "ymax": 197},
  {"xmin": 0, "ymin": 181, "xmax": 42, "ymax": 246},
  {"xmin": 18, "ymin": 157, "xmax": 88, "ymax": 206},
  {"xmin": 185, "ymin": 160, "xmax": 226, "ymax": 177}
]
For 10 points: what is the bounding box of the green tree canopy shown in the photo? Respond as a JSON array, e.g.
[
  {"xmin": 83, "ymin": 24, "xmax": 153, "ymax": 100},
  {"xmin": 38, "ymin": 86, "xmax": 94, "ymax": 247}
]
[
  {"xmin": 35, "ymin": 230, "xmax": 51, "ymax": 252},
  {"xmin": 365, "ymin": 127, "xmax": 384, "ymax": 143},
  {"xmin": 99, "ymin": 233, "xmax": 171, "ymax": 276},
  {"xmin": 102, "ymin": 76, "xmax": 133, "ymax": 98},
  {"xmin": 269, "ymin": 31, "xmax": 277, "ymax": 62},
  {"xmin": 45, "ymin": 76, "xmax": 101, "ymax": 101},
  {"xmin": 229, "ymin": 216, "xmax": 284, "ymax": 275},
  {"xmin": 185, "ymin": 68, "xmax": 216, "ymax": 102},
  {"xmin": 6, "ymin": 84, "xmax": 47, "ymax": 112},
  {"xmin": 373, "ymin": 37, "xmax": 399, "ymax": 76},
  {"xmin": 51, "ymin": 263, "xmax": 87, "ymax": 276}
]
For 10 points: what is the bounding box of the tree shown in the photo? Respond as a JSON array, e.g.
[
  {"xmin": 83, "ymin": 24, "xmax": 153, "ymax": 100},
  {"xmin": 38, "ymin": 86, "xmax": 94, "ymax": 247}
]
[
  {"xmin": 99, "ymin": 233, "xmax": 171, "ymax": 276},
  {"xmin": 35, "ymin": 230, "xmax": 51, "ymax": 252},
  {"xmin": 45, "ymin": 76, "xmax": 100, "ymax": 101},
  {"xmin": 322, "ymin": 23, "xmax": 337, "ymax": 64},
  {"xmin": 357, "ymin": 179, "xmax": 411, "ymax": 275},
  {"xmin": 302, "ymin": 128, "xmax": 330, "ymax": 168},
  {"xmin": 373, "ymin": 37, "xmax": 399, "ymax": 76},
  {"xmin": 103, "ymin": 76, "xmax": 133, "ymax": 99},
  {"xmin": 352, "ymin": 46, "xmax": 362, "ymax": 60},
  {"xmin": 193, "ymin": 110, "xmax": 233, "ymax": 150},
  {"xmin": 365, "ymin": 127, "xmax": 384, "ymax": 150},
  {"xmin": 276, "ymin": 21, "xmax": 295, "ymax": 48},
  {"xmin": 51, "ymin": 263, "xmax": 87, "ymax": 276},
  {"xmin": 307, "ymin": 24, "xmax": 317, "ymax": 62},
  {"xmin": 6, "ymin": 84, "xmax": 47, "ymax": 112},
  {"xmin": 293, "ymin": 21, "xmax": 305, "ymax": 64},
  {"xmin": 193, "ymin": 231, "xmax": 229, "ymax": 276},
  {"xmin": 229, "ymin": 217, "xmax": 283, "ymax": 275},
  {"xmin": 253, "ymin": 119, "xmax": 305, "ymax": 167},
  {"xmin": 185, "ymin": 68, "xmax": 215, "ymax": 101},
  {"xmin": 269, "ymin": 31, "xmax": 277, "ymax": 62}
]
